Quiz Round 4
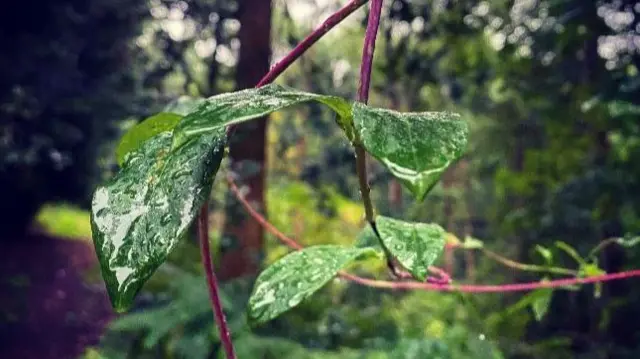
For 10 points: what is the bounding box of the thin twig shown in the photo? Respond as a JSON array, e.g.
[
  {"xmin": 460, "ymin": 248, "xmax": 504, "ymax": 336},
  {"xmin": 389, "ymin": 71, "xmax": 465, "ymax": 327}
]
[
  {"xmin": 480, "ymin": 247, "xmax": 577, "ymax": 276},
  {"xmin": 198, "ymin": 205, "xmax": 236, "ymax": 359},
  {"xmin": 354, "ymin": 0, "xmax": 383, "ymax": 225},
  {"xmin": 257, "ymin": 0, "xmax": 369, "ymax": 88},
  {"xmin": 226, "ymin": 174, "xmax": 640, "ymax": 293}
]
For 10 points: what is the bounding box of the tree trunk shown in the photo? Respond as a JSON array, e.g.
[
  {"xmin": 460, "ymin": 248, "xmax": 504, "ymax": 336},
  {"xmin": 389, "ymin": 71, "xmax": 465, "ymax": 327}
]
[{"xmin": 219, "ymin": 0, "xmax": 272, "ymax": 280}]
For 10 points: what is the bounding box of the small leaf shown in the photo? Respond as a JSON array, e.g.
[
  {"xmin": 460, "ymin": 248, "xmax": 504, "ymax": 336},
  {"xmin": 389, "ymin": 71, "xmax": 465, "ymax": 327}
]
[
  {"xmin": 530, "ymin": 288, "xmax": 553, "ymax": 321},
  {"xmin": 616, "ymin": 236, "xmax": 640, "ymax": 248},
  {"xmin": 91, "ymin": 129, "xmax": 226, "ymax": 311},
  {"xmin": 248, "ymin": 245, "xmax": 374, "ymax": 324},
  {"xmin": 375, "ymin": 215, "xmax": 446, "ymax": 281},
  {"xmin": 173, "ymin": 84, "xmax": 352, "ymax": 148},
  {"xmin": 555, "ymin": 241, "xmax": 586, "ymax": 266},
  {"xmin": 535, "ymin": 245, "xmax": 553, "ymax": 265},
  {"xmin": 462, "ymin": 235, "xmax": 484, "ymax": 249},
  {"xmin": 579, "ymin": 261, "xmax": 606, "ymax": 298},
  {"xmin": 352, "ymin": 102, "xmax": 468, "ymax": 200},
  {"xmin": 116, "ymin": 113, "xmax": 182, "ymax": 166}
]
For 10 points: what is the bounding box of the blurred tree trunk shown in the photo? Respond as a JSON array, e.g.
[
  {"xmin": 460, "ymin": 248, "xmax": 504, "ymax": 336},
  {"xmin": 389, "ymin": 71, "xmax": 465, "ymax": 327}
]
[{"xmin": 219, "ymin": 0, "xmax": 272, "ymax": 280}]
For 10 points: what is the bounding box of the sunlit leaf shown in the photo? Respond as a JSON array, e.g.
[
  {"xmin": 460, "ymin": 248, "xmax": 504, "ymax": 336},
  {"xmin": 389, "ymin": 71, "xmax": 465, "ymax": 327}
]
[
  {"xmin": 116, "ymin": 113, "xmax": 182, "ymax": 166},
  {"xmin": 376, "ymin": 216, "xmax": 446, "ymax": 281},
  {"xmin": 352, "ymin": 102, "xmax": 468, "ymax": 200},
  {"xmin": 247, "ymin": 245, "xmax": 374, "ymax": 324},
  {"xmin": 91, "ymin": 129, "xmax": 226, "ymax": 311},
  {"xmin": 173, "ymin": 84, "xmax": 353, "ymax": 148}
]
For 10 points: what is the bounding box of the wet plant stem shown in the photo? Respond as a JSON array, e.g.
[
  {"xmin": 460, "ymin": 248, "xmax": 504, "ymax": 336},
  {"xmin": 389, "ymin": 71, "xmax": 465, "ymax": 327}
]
[
  {"xmin": 354, "ymin": 0, "xmax": 383, "ymax": 227},
  {"xmin": 197, "ymin": 1, "xmax": 370, "ymax": 358},
  {"xmin": 198, "ymin": 205, "xmax": 236, "ymax": 359}
]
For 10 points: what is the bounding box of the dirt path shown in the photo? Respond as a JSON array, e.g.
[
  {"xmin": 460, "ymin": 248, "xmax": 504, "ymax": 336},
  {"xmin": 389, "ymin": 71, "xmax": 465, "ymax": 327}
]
[{"xmin": 0, "ymin": 233, "xmax": 113, "ymax": 359}]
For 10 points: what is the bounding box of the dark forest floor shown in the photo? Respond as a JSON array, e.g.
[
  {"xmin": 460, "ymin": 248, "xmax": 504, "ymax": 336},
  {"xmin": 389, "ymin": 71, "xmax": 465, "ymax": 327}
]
[{"xmin": 0, "ymin": 233, "xmax": 113, "ymax": 359}]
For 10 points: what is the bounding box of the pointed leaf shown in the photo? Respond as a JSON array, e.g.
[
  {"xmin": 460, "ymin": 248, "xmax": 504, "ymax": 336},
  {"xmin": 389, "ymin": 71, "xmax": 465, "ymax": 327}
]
[
  {"xmin": 376, "ymin": 215, "xmax": 446, "ymax": 281},
  {"xmin": 530, "ymin": 288, "xmax": 553, "ymax": 321},
  {"xmin": 116, "ymin": 113, "xmax": 183, "ymax": 166},
  {"xmin": 115, "ymin": 98, "xmax": 207, "ymax": 166},
  {"xmin": 353, "ymin": 102, "xmax": 468, "ymax": 200},
  {"xmin": 172, "ymin": 84, "xmax": 353, "ymax": 147},
  {"xmin": 248, "ymin": 245, "xmax": 374, "ymax": 324},
  {"xmin": 91, "ymin": 129, "xmax": 226, "ymax": 311}
]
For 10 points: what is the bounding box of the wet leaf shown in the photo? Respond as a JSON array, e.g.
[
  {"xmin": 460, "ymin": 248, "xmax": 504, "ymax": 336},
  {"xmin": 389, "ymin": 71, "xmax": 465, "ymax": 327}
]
[
  {"xmin": 248, "ymin": 245, "xmax": 374, "ymax": 324},
  {"xmin": 115, "ymin": 98, "xmax": 207, "ymax": 166},
  {"xmin": 376, "ymin": 216, "xmax": 446, "ymax": 281},
  {"xmin": 116, "ymin": 113, "xmax": 182, "ymax": 166},
  {"xmin": 91, "ymin": 129, "xmax": 226, "ymax": 311},
  {"xmin": 163, "ymin": 96, "xmax": 207, "ymax": 116},
  {"xmin": 173, "ymin": 84, "xmax": 353, "ymax": 147},
  {"xmin": 353, "ymin": 102, "xmax": 468, "ymax": 200}
]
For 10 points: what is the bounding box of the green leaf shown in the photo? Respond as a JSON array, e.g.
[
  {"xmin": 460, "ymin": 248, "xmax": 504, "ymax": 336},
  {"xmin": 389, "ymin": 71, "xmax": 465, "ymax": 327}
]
[
  {"xmin": 355, "ymin": 224, "xmax": 382, "ymax": 250},
  {"xmin": 616, "ymin": 236, "xmax": 640, "ymax": 248},
  {"xmin": 116, "ymin": 113, "xmax": 182, "ymax": 166},
  {"xmin": 530, "ymin": 288, "xmax": 553, "ymax": 321},
  {"xmin": 163, "ymin": 96, "xmax": 207, "ymax": 116},
  {"xmin": 579, "ymin": 262, "xmax": 606, "ymax": 298},
  {"xmin": 462, "ymin": 235, "xmax": 484, "ymax": 249},
  {"xmin": 115, "ymin": 98, "xmax": 207, "ymax": 166},
  {"xmin": 352, "ymin": 102, "xmax": 468, "ymax": 200},
  {"xmin": 91, "ymin": 129, "xmax": 226, "ymax": 311},
  {"xmin": 535, "ymin": 245, "xmax": 553, "ymax": 265},
  {"xmin": 375, "ymin": 215, "xmax": 446, "ymax": 281},
  {"xmin": 555, "ymin": 241, "xmax": 586, "ymax": 266},
  {"xmin": 247, "ymin": 245, "xmax": 374, "ymax": 324},
  {"xmin": 173, "ymin": 84, "xmax": 353, "ymax": 148}
]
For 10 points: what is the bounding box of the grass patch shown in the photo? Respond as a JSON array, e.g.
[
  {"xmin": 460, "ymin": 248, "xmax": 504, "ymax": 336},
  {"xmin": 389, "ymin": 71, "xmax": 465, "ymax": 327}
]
[{"xmin": 35, "ymin": 203, "xmax": 92, "ymax": 240}]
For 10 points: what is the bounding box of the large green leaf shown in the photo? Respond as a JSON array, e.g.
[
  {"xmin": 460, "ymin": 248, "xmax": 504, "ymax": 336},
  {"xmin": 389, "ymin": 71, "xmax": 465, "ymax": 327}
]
[
  {"xmin": 172, "ymin": 84, "xmax": 353, "ymax": 148},
  {"xmin": 248, "ymin": 245, "xmax": 374, "ymax": 324},
  {"xmin": 116, "ymin": 113, "xmax": 182, "ymax": 166},
  {"xmin": 376, "ymin": 216, "xmax": 446, "ymax": 281},
  {"xmin": 91, "ymin": 129, "xmax": 226, "ymax": 311},
  {"xmin": 353, "ymin": 102, "xmax": 468, "ymax": 200}
]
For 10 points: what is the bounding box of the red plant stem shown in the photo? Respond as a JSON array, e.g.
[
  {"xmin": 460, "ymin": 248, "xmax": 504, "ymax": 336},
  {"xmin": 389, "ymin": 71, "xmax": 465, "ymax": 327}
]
[
  {"xmin": 198, "ymin": 206, "xmax": 236, "ymax": 359},
  {"xmin": 357, "ymin": 0, "xmax": 383, "ymax": 104},
  {"xmin": 199, "ymin": 2, "xmax": 370, "ymax": 358},
  {"xmin": 257, "ymin": 0, "xmax": 369, "ymax": 88},
  {"xmin": 354, "ymin": 0, "xmax": 383, "ymax": 224},
  {"xmin": 226, "ymin": 174, "xmax": 640, "ymax": 293}
]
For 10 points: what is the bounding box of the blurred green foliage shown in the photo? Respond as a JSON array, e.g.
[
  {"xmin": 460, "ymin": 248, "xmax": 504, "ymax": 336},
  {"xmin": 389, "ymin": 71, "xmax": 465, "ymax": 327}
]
[{"xmin": 35, "ymin": 203, "xmax": 92, "ymax": 240}]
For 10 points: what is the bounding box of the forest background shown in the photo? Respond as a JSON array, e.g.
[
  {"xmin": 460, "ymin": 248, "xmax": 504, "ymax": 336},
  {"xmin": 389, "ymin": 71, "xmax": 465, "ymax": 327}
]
[{"xmin": 2, "ymin": 0, "xmax": 640, "ymax": 358}]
